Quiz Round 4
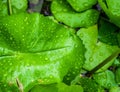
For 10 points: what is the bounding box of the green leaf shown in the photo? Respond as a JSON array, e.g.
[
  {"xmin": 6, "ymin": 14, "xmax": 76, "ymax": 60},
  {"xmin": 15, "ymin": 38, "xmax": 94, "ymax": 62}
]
[
  {"xmin": 30, "ymin": 83, "xmax": 83, "ymax": 92},
  {"xmin": 71, "ymin": 76, "xmax": 102, "ymax": 92},
  {"xmin": 115, "ymin": 67, "xmax": 120, "ymax": 84},
  {"xmin": 98, "ymin": 18, "xmax": 119, "ymax": 45},
  {"xmin": 98, "ymin": 0, "xmax": 120, "ymax": 28},
  {"xmin": 0, "ymin": 82, "xmax": 19, "ymax": 92},
  {"xmin": 51, "ymin": 0, "xmax": 99, "ymax": 28},
  {"xmin": 117, "ymin": 33, "xmax": 120, "ymax": 47},
  {"xmin": 77, "ymin": 25, "xmax": 119, "ymax": 72},
  {"xmin": 67, "ymin": 0, "xmax": 97, "ymax": 12},
  {"xmin": 93, "ymin": 70, "xmax": 118, "ymax": 89},
  {"xmin": 0, "ymin": 13, "xmax": 85, "ymax": 91},
  {"xmin": 0, "ymin": 0, "xmax": 28, "ymax": 16},
  {"xmin": 109, "ymin": 86, "xmax": 120, "ymax": 92}
]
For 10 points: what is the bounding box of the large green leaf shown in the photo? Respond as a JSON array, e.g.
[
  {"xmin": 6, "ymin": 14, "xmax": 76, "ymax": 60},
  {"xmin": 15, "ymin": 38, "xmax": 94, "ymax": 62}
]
[
  {"xmin": 67, "ymin": 0, "xmax": 97, "ymax": 12},
  {"xmin": 0, "ymin": 0, "xmax": 28, "ymax": 16},
  {"xmin": 51, "ymin": 0, "xmax": 99, "ymax": 28},
  {"xmin": 77, "ymin": 25, "xmax": 119, "ymax": 72},
  {"xmin": 30, "ymin": 83, "xmax": 83, "ymax": 92},
  {"xmin": 0, "ymin": 13, "xmax": 85, "ymax": 91}
]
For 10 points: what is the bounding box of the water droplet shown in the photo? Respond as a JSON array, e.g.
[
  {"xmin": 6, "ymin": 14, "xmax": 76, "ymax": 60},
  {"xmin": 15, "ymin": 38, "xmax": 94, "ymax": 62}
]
[
  {"xmin": 4, "ymin": 74, "xmax": 7, "ymax": 77},
  {"xmin": 84, "ymin": 3, "xmax": 88, "ymax": 7},
  {"xmin": 22, "ymin": 39, "xmax": 25, "ymax": 41},
  {"xmin": 45, "ymin": 58, "xmax": 48, "ymax": 61},
  {"xmin": 10, "ymin": 37, "xmax": 13, "ymax": 40},
  {"xmin": 72, "ymin": 71, "xmax": 76, "ymax": 74},
  {"xmin": 66, "ymin": 77, "xmax": 70, "ymax": 80},
  {"xmin": 107, "ymin": 83, "xmax": 111, "ymax": 87},
  {"xmin": 75, "ymin": 66, "xmax": 78, "ymax": 69},
  {"xmin": 75, "ymin": 45, "xmax": 78, "ymax": 48},
  {"xmin": 4, "ymin": 84, "xmax": 7, "ymax": 87},
  {"xmin": 79, "ymin": 33, "xmax": 84, "ymax": 38},
  {"xmin": 60, "ymin": 35, "xmax": 63, "ymax": 37},
  {"xmin": 50, "ymin": 75, "xmax": 53, "ymax": 79},
  {"xmin": 9, "ymin": 63, "xmax": 12, "ymax": 66},
  {"xmin": 21, "ymin": 27, "xmax": 24, "ymax": 29},
  {"xmin": 89, "ymin": 57, "xmax": 93, "ymax": 62}
]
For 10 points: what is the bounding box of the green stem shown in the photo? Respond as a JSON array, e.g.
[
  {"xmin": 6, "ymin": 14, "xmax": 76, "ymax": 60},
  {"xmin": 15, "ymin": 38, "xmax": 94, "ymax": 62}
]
[
  {"xmin": 85, "ymin": 49, "xmax": 120, "ymax": 77},
  {"xmin": 7, "ymin": 0, "xmax": 12, "ymax": 15}
]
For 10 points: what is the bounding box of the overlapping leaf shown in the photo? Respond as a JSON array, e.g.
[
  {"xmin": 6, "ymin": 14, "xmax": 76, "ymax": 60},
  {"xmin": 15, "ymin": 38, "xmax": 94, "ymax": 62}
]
[
  {"xmin": 51, "ymin": 0, "xmax": 99, "ymax": 28},
  {"xmin": 98, "ymin": 0, "xmax": 120, "ymax": 27},
  {"xmin": 77, "ymin": 25, "xmax": 119, "ymax": 72},
  {"xmin": 67, "ymin": 0, "xmax": 97, "ymax": 12},
  {"xmin": 93, "ymin": 70, "xmax": 118, "ymax": 89},
  {"xmin": 30, "ymin": 83, "xmax": 83, "ymax": 92}
]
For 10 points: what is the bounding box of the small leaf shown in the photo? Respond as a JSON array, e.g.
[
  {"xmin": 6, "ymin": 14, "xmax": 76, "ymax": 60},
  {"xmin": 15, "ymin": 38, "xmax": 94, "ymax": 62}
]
[
  {"xmin": 67, "ymin": 0, "xmax": 97, "ymax": 12},
  {"xmin": 98, "ymin": 0, "xmax": 120, "ymax": 27},
  {"xmin": 77, "ymin": 25, "xmax": 119, "ymax": 72},
  {"xmin": 93, "ymin": 70, "xmax": 118, "ymax": 89},
  {"xmin": 51, "ymin": 0, "xmax": 99, "ymax": 28},
  {"xmin": 115, "ymin": 67, "xmax": 120, "ymax": 84},
  {"xmin": 98, "ymin": 18, "xmax": 119, "ymax": 45},
  {"xmin": 71, "ymin": 75, "xmax": 102, "ymax": 92}
]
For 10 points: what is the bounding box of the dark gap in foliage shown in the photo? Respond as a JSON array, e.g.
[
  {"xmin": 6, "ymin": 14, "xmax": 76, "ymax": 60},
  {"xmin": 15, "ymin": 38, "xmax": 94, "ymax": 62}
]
[
  {"xmin": 102, "ymin": 0, "xmax": 108, "ymax": 8},
  {"xmin": 28, "ymin": 0, "xmax": 44, "ymax": 13},
  {"xmin": 92, "ymin": 4, "xmax": 101, "ymax": 11},
  {"xmin": 41, "ymin": 0, "xmax": 52, "ymax": 16}
]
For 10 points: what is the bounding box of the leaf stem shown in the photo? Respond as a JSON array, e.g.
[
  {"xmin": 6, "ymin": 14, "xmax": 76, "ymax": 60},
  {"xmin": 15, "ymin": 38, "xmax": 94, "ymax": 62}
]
[
  {"xmin": 16, "ymin": 78, "xmax": 24, "ymax": 92},
  {"xmin": 7, "ymin": 0, "xmax": 12, "ymax": 15},
  {"xmin": 85, "ymin": 49, "xmax": 120, "ymax": 77}
]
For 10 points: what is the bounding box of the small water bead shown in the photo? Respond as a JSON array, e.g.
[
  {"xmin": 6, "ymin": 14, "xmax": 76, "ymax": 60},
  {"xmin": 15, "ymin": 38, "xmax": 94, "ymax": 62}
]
[
  {"xmin": 56, "ymin": 35, "xmax": 59, "ymax": 38},
  {"xmin": 75, "ymin": 66, "xmax": 79, "ymax": 69},
  {"xmin": 78, "ymin": 33, "xmax": 83, "ymax": 38},
  {"xmin": 63, "ymin": 9, "xmax": 67, "ymax": 12},
  {"xmin": 99, "ymin": 52, "xmax": 103, "ymax": 57},
  {"xmin": 14, "ymin": 23, "xmax": 17, "ymax": 26},
  {"xmin": 107, "ymin": 83, "xmax": 111, "ymax": 87},
  {"xmin": 66, "ymin": 77, "xmax": 70, "ymax": 80},
  {"xmin": 45, "ymin": 58, "xmax": 48, "ymax": 61},
  {"xmin": 84, "ymin": 3, "xmax": 88, "ymax": 7},
  {"xmin": 49, "ymin": 75, "xmax": 53, "ymax": 79},
  {"xmin": 22, "ymin": 38, "xmax": 25, "ymax": 41},
  {"xmin": 21, "ymin": 27, "xmax": 24, "ymax": 30},
  {"xmin": 24, "ymin": 17, "xmax": 28, "ymax": 22},
  {"xmin": 72, "ymin": 71, "xmax": 76, "ymax": 74},
  {"xmin": 3, "ymin": 74, "xmax": 7, "ymax": 77},
  {"xmin": 9, "ymin": 63, "xmax": 13, "ymax": 66},
  {"xmin": 38, "ymin": 79, "xmax": 44, "ymax": 83},
  {"xmin": 9, "ymin": 37, "xmax": 13, "ymax": 40},
  {"xmin": 89, "ymin": 57, "xmax": 93, "ymax": 62}
]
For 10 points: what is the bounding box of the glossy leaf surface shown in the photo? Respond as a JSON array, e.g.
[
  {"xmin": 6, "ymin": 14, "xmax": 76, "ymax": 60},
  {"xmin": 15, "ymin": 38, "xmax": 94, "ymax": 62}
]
[{"xmin": 0, "ymin": 13, "xmax": 85, "ymax": 91}]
